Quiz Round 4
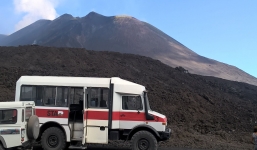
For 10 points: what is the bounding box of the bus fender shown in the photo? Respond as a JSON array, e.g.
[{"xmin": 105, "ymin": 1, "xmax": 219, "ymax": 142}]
[{"xmin": 126, "ymin": 124, "xmax": 160, "ymax": 141}]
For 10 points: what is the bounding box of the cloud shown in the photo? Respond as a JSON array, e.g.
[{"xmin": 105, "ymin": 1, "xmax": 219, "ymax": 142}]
[{"xmin": 13, "ymin": 0, "xmax": 59, "ymax": 31}]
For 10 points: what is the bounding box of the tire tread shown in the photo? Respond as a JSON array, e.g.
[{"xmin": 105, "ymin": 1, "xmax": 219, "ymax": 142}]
[
  {"xmin": 131, "ymin": 130, "xmax": 158, "ymax": 150},
  {"xmin": 41, "ymin": 127, "xmax": 66, "ymax": 150},
  {"xmin": 27, "ymin": 115, "xmax": 39, "ymax": 140},
  {"xmin": 0, "ymin": 144, "xmax": 4, "ymax": 150}
]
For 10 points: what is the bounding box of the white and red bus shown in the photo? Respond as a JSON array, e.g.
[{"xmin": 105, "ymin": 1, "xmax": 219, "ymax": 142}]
[{"xmin": 15, "ymin": 76, "xmax": 171, "ymax": 150}]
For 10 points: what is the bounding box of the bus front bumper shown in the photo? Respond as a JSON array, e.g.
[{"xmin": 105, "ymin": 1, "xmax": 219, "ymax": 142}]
[{"xmin": 159, "ymin": 127, "xmax": 171, "ymax": 141}]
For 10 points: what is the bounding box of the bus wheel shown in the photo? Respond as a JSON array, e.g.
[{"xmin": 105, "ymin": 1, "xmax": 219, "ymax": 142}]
[
  {"xmin": 131, "ymin": 131, "xmax": 157, "ymax": 150},
  {"xmin": 0, "ymin": 143, "xmax": 4, "ymax": 150},
  {"xmin": 41, "ymin": 127, "xmax": 66, "ymax": 150}
]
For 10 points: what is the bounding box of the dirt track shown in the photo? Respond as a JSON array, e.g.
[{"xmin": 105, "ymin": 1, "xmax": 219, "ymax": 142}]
[{"xmin": 33, "ymin": 145, "xmax": 208, "ymax": 150}]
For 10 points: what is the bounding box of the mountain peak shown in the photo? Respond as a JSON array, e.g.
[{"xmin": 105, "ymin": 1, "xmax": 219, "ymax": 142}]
[
  {"xmin": 82, "ymin": 11, "xmax": 108, "ymax": 23},
  {"xmin": 86, "ymin": 11, "xmax": 105, "ymax": 18},
  {"xmin": 58, "ymin": 14, "xmax": 74, "ymax": 20},
  {"xmin": 114, "ymin": 15, "xmax": 133, "ymax": 19}
]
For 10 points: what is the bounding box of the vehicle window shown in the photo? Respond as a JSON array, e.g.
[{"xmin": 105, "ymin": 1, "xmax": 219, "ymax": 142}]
[
  {"xmin": 0, "ymin": 109, "xmax": 17, "ymax": 124},
  {"xmin": 88, "ymin": 88, "xmax": 109, "ymax": 109},
  {"xmin": 0, "ymin": 111, "xmax": 2, "ymax": 121},
  {"xmin": 21, "ymin": 86, "xmax": 33, "ymax": 101},
  {"xmin": 43, "ymin": 86, "xmax": 68, "ymax": 107},
  {"xmin": 21, "ymin": 86, "xmax": 43, "ymax": 106},
  {"xmin": 122, "ymin": 96, "xmax": 143, "ymax": 110},
  {"xmin": 34, "ymin": 86, "xmax": 43, "ymax": 106},
  {"xmin": 70, "ymin": 87, "xmax": 83, "ymax": 104},
  {"xmin": 21, "ymin": 85, "xmax": 83, "ymax": 107},
  {"xmin": 43, "ymin": 87, "xmax": 56, "ymax": 106},
  {"xmin": 25, "ymin": 107, "xmax": 32, "ymax": 122},
  {"xmin": 22, "ymin": 109, "xmax": 24, "ymax": 122},
  {"xmin": 56, "ymin": 87, "xmax": 68, "ymax": 107}
]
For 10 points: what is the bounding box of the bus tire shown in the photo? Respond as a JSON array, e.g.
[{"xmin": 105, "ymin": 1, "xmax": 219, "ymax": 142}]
[
  {"xmin": 131, "ymin": 130, "xmax": 157, "ymax": 150},
  {"xmin": 41, "ymin": 127, "xmax": 66, "ymax": 150},
  {"xmin": 27, "ymin": 115, "xmax": 40, "ymax": 140},
  {"xmin": 0, "ymin": 143, "xmax": 4, "ymax": 150}
]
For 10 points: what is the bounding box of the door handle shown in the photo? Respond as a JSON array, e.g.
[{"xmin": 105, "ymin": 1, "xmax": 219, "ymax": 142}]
[
  {"xmin": 100, "ymin": 126, "xmax": 105, "ymax": 131},
  {"xmin": 120, "ymin": 114, "xmax": 125, "ymax": 117}
]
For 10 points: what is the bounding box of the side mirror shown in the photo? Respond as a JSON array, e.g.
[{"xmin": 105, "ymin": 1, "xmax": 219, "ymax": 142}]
[
  {"xmin": 136, "ymin": 102, "xmax": 142, "ymax": 114},
  {"xmin": 137, "ymin": 110, "xmax": 140, "ymax": 114}
]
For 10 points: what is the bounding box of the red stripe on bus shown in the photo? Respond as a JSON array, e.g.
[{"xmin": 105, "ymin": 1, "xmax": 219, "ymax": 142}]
[
  {"xmin": 35, "ymin": 109, "xmax": 166, "ymax": 122},
  {"xmin": 35, "ymin": 109, "xmax": 69, "ymax": 118},
  {"xmin": 86, "ymin": 111, "xmax": 166, "ymax": 122},
  {"xmin": 86, "ymin": 111, "xmax": 109, "ymax": 120},
  {"xmin": 116, "ymin": 112, "xmax": 166, "ymax": 122}
]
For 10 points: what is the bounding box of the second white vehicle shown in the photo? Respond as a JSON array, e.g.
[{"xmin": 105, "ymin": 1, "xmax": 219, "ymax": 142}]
[{"xmin": 0, "ymin": 101, "xmax": 40, "ymax": 150}]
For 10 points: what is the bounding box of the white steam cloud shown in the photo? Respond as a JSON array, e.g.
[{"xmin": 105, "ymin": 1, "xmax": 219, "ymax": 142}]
[{"xmin": 14, "ymin": 0, "xmax": 59, "ymax": 31}]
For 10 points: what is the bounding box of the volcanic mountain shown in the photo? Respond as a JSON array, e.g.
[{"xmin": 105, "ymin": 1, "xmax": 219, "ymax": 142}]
[
  {"xmin": 0, "ymin": 34, "xmax": 7, "ymax": 41},
  {"xmin": 1, "ymin": 12, "xmax": 256, "ymax": 86}
]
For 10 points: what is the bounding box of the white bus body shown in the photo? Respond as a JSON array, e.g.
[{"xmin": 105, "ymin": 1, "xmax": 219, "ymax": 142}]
[{"xmin": 15, "ymin": 76, "xmax": 171, "ymax": 150}]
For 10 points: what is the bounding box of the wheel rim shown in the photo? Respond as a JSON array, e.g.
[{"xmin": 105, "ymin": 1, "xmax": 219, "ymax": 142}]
[
  {"xmin": 138, "ymin": 138, "xmax": 149, "ymax": 150},
  {"xmin": 47, "ymin": 134, "xmax": 59, "ymax": 148}
]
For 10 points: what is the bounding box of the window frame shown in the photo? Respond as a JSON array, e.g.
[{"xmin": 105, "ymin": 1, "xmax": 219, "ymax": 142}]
[
  {"xmin": 69, "ymin": 87, "xmax": 84, "ymax": 105},
  {"xmin": 22, "ymin": 109, "xmax": 24, "ymax": 122},
  {"xmin": 20, "ymin": 85, "xmax": 44, "ymax": 106},
  {"xmin": 43, "ymin": 86, "xmax": 57, "ymax": 106},
  {"xmin": 25, "ymin": 107, "xmax": 33, "ymax": 122},
  {"xmin": 20, "ymin": 85, "xmax": 86, "ymax": 107},
  {"xmin": 87, "ymin": 87, "xmax": 109, "ymax": 109},
  {"xmin": 20, "ymin": 85, "xmax": 34, "ymax": 101},
  {"xmin": 121, "ymin": 95, "xmax": 143, "ymax": 111},
  {"xmin": 0, "ymin": 109, "xmax": 18, "ymax": 124}
]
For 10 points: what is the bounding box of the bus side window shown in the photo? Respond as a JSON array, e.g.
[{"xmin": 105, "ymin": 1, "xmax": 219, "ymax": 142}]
[
  {"xmin": 56, "ymin": 87, "xmax": 68, "ymax": 107},
  {"xmin": 70, "ymin": 87, "xmax": 83, "ymax": 104},
  {"xmin": 44, "ymin": 87, "xmax": 56, "ymax": 106},
  {"xmin": 21, "ymin": 86, "xmax": 33, "ymax": 101},
  {"xmin": 88, "ymin": 88, "xmax": 109, "ymax": 109},
  {"xmin": 34, "ymin": 86, "xmax": 43, "ymax": 106},
  {"xmin": 0, "ymin": 110, "xmax": 3, "ymax": 121},
  {"xmin": 21, "ymin": 86, "xmax": 43, "ymax": 106}
]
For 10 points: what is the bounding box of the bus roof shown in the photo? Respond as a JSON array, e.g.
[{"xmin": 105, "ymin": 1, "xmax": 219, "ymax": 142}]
[
  {"xmin": 16, "ymin": 76, "xmax": 145, "ymax": 93},
  {"xmin": 0, "ymin": 101, "xmax": 35, "ymax": 108},
  {"xmin": 16, "ymin": 76, "xmax": 111, "ymax": 87},
  {"xmin": 15, "ymin": 76, "xmax": 146, "ymax": 101}
]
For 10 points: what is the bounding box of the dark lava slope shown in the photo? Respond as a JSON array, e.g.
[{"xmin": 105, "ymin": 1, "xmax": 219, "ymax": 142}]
[{"xmin": 0, "ymin": 46, "xmax": 256, "ymax": 149}]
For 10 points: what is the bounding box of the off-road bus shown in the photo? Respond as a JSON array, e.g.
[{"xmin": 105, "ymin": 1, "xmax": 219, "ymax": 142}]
[{"xmin": 15, "ymin": 76, "xmax": 171, "ymax": 150}]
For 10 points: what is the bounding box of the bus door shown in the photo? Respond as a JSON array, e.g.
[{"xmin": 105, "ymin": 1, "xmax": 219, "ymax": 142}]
[{"xmin": 84, "ymin": 87, "xmax": 109, "ymax": 144}]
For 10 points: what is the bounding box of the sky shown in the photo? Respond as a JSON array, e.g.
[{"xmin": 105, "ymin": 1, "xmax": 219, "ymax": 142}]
[{"xmin": 0, "ymin": 0, "xmax": 256, "ymax": 78}]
